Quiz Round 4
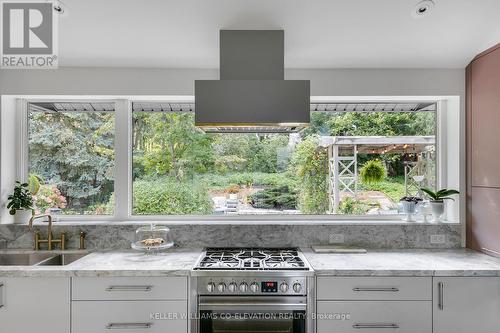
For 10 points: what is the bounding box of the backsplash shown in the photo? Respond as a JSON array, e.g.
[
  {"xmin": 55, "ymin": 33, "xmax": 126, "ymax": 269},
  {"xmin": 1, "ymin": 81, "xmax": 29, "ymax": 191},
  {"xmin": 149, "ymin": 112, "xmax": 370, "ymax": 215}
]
[{"xmin": 0, "ymin": 223, "xmax": 461, "ymax": 250}]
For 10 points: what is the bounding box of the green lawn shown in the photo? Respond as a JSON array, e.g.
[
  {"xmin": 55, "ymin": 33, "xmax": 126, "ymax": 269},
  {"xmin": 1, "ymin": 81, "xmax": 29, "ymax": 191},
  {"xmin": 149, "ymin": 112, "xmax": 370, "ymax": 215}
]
[{"xmin": 359, "ymin": 176, "xmax": 406, "ymax": 203}]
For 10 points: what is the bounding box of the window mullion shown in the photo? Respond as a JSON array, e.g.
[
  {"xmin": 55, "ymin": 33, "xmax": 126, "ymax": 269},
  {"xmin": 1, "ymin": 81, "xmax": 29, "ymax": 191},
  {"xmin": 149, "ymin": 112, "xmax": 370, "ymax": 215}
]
[{"xmin": 113, "ymin": 99, "xmax": 131, "ymax": 221}]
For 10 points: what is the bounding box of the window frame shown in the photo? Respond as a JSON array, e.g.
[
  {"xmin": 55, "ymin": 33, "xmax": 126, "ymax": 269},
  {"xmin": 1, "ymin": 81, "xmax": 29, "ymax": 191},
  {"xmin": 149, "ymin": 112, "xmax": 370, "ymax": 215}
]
[{"xmin": 12, "ymin": 96, "xmax": 454, "ymax": 223}]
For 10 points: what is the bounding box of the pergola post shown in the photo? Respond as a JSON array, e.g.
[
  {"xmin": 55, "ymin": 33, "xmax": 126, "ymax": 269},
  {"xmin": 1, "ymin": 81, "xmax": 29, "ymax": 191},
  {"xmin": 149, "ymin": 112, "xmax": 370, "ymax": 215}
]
[
  {"xmin": 354, "ymin": 144, "xmax": 358, "ymax": 198},
  {"xmin": 328, "ymin": 144, "xmax": 340, "ymax": 213}
]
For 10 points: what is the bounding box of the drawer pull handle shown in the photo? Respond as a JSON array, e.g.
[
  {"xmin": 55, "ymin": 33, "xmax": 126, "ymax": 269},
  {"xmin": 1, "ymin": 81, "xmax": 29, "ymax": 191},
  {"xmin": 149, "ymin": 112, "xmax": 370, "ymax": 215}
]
[
  {"xmin": 105, "ymin": 285, "xmax": 153, "ymax": 292},
  {"xmin": 438, "ymin": 282, "xmax": 444, "ymax": 310},
  {"xmin": 352, "ymin": 287, "xmax": 399, "ymax": 292},
  {"xmin": 353, "ymin": 323, "xmax": 399, "ymax": 329},
  {"xmin": 106, "ymin": 323, "xmax": 153, "ymax": 329},
  {"xmin": 0, "ymin": 283, "xmax": 4, "ymax": 309}
]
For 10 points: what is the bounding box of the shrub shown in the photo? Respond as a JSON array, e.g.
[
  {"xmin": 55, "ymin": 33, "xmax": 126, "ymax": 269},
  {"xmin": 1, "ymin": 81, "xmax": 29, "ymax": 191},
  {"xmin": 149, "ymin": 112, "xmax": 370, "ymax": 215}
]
[
  {"xmin": 289, "ymin": 136, "xmax": 329, "ymax": 214},
  {"xmin": 360, "ymin": 159, "xmax": 386, "ymax": 184},
  {"xmin": 338, "ymin": 197, "xmax": 372, "ymax": 215},
  {"xmin": 249, "ymin": 186, "xmax": 297, "ymax": 210},
  {"xmin": 133, "ymin": 178, "xmax": 212, "ymax": 215},
  {"xmin": 199, "ymin": 172, "xmax": 296, "ymax": 190},
  {"xmin": 214, "ymin": 155, "xmax": 247, "ymax": 174},
  {"xmin": 225, "ymin": 184, "xmax": 240, "ymax": 194},
  {"xmin": 33, "ymin": 185, "xmax": 67, "ymax": 214}
]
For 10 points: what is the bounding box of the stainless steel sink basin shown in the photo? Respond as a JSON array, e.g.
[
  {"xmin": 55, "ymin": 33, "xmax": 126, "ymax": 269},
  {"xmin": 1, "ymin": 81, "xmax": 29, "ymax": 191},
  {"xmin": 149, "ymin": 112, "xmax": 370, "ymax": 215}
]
[
  {"xmin": 0, "ymin": 252, "xmax": 89, "ymax": 266},
  {"xmin": 0, "ymin": 253, "xmax": 55, "ymax": 266},
  {"xmin": 36, "ymin": 253, "xmax": 89, "ymax": 266}
]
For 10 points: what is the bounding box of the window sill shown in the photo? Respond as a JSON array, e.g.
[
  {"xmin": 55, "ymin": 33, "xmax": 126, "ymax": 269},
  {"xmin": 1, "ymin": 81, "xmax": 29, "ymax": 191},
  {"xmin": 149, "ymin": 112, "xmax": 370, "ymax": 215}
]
[{"xmin": 9, "ymin": 218, "xmax": 461, "ymax": 227}]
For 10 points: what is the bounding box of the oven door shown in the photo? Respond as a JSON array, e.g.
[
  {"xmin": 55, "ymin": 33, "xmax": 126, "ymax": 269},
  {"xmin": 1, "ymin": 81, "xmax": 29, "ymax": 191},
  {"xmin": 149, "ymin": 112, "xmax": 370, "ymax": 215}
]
[{"xmin": 198, "ymin": 296, "xmax": 307, "ymax": 333}]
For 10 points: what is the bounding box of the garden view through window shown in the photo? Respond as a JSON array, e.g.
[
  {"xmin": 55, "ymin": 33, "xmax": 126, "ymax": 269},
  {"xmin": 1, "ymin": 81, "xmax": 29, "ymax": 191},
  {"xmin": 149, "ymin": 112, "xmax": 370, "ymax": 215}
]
[
  {"xmin": 26, "ymin": 101, "xmax": 436, "ymax": 217},
  {"xmin": 132, "ymin": 103, "xmax": 436, "ymax": 216},
  {"xmin": 28, "ymin": 102, "xmax": 115, "ymax": 215}
]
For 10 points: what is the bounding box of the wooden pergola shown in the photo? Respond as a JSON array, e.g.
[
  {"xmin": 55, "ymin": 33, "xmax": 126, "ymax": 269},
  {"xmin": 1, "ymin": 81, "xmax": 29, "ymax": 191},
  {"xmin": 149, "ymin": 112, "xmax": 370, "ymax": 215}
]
[{"xmin": 318, "ymin": 136, "xmax": 436, "ymax": 213}]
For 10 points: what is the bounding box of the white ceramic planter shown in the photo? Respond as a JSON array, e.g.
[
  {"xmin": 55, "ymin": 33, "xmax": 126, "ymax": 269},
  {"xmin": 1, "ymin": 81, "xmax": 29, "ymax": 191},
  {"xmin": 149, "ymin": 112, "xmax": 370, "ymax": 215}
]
[
  {"xmin": 430, "ymin": 201, "xmax": 445, "ymax": 222},
  {"xmin": 14, "ymin": 209, "xmax": 33, "ymax": 224}
]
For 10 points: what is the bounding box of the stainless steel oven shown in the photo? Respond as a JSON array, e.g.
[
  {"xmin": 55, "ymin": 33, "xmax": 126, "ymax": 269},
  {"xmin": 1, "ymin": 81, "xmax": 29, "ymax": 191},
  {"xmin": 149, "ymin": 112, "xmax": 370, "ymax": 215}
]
[
  {"xmin": 199, "ymin": 296, "xmax": 307, "ymax": 333},
  {"xmin": 191, "ymin": 248, "xmax": 314, "ymax": 333}
]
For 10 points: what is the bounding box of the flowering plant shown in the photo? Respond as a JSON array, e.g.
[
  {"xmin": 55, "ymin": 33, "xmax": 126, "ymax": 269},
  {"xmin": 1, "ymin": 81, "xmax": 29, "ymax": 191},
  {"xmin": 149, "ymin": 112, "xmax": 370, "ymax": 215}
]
[{"xmin": 33, "ymin": 185, "xmax": 67, "ymax": 214}]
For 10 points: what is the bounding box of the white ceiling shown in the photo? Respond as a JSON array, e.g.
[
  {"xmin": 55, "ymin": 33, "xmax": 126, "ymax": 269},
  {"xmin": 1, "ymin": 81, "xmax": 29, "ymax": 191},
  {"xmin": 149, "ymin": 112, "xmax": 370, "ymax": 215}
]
[{"xmin": 58, "ymin": 0, "xmax": 500, "ymax": 69}]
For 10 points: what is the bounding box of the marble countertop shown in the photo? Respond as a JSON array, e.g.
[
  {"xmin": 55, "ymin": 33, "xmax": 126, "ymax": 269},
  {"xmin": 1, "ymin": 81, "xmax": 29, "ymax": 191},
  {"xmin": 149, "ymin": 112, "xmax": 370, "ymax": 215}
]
[
  {"xmin": 0, "ymin": 248, "xmax": 202, "ymax": 277},
  {"xmin": 302, "ymin": 248, "xmax": 500, "ymax": 276},
  {"xmin": 2, "ymin": 248, "xmax": 500, "ymax": 277}
]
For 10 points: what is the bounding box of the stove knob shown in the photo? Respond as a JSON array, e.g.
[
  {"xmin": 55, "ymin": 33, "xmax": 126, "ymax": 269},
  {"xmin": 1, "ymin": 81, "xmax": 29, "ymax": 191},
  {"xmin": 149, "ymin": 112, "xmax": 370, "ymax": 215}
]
[
  {"xmin": 293, "ymin": 283, "xmax": 302, "ymax": 293},
  {"xmin": 250, "ymin": 282, "xmax": 260, "ymax": 293},
  {"xmin": 239, "ymin": 282, "xmax": 248, "ymax": 292},
  {"xmin": 217, "ymin": 282, "xmax": 226, "ymax": 292},
  {"xmin": 228, "ymin": 282, "xmax": 238, "ymax": 292},
  {"xmin": 206, "ymin": 282, "xmax": 216, "ymax": 292},
  {"xmin": 280, "ymin": 282, "xmax": 289, "ymax": 293}
]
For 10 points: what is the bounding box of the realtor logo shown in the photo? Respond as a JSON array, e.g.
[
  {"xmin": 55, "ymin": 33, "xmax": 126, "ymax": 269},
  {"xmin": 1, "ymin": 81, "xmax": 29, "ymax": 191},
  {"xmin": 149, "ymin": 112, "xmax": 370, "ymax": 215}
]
[{"xmin": 1, "ymin": 1, "xmax": 58, "ymax": 68}]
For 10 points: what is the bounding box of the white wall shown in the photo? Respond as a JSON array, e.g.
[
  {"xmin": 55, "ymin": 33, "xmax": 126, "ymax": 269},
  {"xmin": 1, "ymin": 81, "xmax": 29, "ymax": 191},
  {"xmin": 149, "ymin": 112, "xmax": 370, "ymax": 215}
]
[{"xmin": 0, "ymin": 67, "xmax": 464, "ymax": 97}]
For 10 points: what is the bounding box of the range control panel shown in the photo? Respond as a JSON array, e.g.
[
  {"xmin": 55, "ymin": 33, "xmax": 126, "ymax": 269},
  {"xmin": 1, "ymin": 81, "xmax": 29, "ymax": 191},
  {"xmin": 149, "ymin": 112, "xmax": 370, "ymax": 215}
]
[{"xmin": 197, "ymin": 276, "xmax": 307, "ymax": 296}]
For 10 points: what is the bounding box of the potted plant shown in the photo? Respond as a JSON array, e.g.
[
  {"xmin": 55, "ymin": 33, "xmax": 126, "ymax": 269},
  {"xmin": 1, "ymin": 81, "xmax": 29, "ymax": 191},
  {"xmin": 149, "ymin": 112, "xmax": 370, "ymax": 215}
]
[
  {"xmin": 420, "ymin": 188, "xmax": 460, "ymax": 222},
  {"xmin": 399, "ymin": 196, "xmax": 423, "ymax": 221},
  {"xmin": 7, "ymin": 181, "xmax": 34, "ymax": 223}
]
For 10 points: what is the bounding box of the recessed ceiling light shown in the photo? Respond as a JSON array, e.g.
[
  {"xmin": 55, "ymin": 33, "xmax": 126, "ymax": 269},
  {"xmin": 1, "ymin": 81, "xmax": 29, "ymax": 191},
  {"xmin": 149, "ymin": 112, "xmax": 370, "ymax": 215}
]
[
  {"xmin": 51, "ymin": 0, "xmax": 66, "ymax": 14},
  {"xmin": 412, "ymin": 0, "xmax": 435, "ymax": 18}
]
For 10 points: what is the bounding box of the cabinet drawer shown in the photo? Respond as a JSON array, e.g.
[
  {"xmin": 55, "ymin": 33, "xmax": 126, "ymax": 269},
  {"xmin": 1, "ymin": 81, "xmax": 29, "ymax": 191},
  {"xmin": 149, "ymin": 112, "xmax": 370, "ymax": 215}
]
[
  {"xmin": 317, "ymin": 277, "xmax": 431, "ymax": 300},
  {"xmin": 72, "ymin": 300, "xmax": 187, "ymax": 333},
  {"xmin": 72, "ymin": 277, "xmax": 187, "ymax": 301},
  {"xmin": 317, "ymin": 301, "xmax": 431, "ymax": 333}
]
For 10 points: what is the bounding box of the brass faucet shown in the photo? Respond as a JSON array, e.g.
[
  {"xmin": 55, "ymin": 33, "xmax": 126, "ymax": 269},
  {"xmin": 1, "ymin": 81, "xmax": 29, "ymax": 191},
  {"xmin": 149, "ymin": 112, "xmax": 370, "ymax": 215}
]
[{"xmin": 28, "ymin": 214, "xmax": 66, "ymax": 251}]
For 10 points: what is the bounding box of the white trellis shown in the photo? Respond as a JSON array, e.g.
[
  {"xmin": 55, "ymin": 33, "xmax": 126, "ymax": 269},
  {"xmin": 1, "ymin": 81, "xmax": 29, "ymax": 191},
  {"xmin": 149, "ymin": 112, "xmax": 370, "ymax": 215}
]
[
  {"xmin": 319, "ymin": 136, "xmax": 436, "ymax": 213},
  {"xmin": 327, "ymin": 144, "xmax": 357, "ymax": 212},
  {"xmin": 404, "ymin": 149, "xmax": 435, "ymax": 197}
]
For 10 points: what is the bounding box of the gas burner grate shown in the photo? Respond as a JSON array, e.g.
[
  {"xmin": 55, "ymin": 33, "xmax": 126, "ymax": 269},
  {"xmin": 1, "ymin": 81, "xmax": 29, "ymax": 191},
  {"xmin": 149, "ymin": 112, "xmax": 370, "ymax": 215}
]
[{"xmin": 195, "ymin": 248, "xmax": 308, "ymax": 270}]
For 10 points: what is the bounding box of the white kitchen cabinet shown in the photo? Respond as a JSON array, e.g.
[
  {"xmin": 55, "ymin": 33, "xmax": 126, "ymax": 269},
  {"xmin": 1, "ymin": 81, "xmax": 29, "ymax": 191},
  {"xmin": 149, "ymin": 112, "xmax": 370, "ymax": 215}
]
[
  {"xmin": 72, "ymin": 276, "xmax": 187, "ymax": 301},
  {"xmin": 433, "ymin": 277, "xmax": 500, "ymax": 333},
  {"xmin": 317, "ymin": 276, "xmax": 432, "ymax": 301},
  {"xmin": 0, "ymin": 277, "xmax": 70, "ymax": 333},
  {"xmin": 72, "ymin": 300, "xmax": 188, "ymax": 333},
  {"xmin": 72, "ymin": 276, "xmax": 189, "ymax": 333},
  {"xmin": 316, "ymin": 276, "xmax": 432, "ymax": 333},
  {"xmin": 317, "ymin": 300, "xmax": 432, "ymax": 333}
]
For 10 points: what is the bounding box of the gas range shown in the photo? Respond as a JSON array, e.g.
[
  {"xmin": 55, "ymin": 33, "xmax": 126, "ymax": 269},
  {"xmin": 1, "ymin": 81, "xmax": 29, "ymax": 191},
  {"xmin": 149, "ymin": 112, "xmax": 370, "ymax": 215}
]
[
  {"xmin": 194, "ymin": 248, "xmax": 309, "ymax": 271},
  {"xmin": 192, "ymin": 248, "xmax": 313, "ymax": 296},
  {"xmin": 191, "ymin": 248, "xmax": 314, "ymax": 333}
]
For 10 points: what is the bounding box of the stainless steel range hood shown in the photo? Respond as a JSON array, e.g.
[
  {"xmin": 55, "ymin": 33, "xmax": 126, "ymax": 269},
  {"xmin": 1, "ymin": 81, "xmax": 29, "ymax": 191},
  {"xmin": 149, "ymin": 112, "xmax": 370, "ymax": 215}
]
[{"xmin": 195, "ymin": 30, "xmax": 310, "ymax": 133}]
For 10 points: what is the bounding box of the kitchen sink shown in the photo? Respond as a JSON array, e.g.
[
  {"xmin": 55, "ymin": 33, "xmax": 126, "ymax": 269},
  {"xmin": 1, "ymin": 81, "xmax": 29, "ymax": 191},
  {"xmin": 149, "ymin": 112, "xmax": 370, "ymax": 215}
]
[
  {"xmin": 36, "ymin": 253, "xmax": 89, "ymax": 266},
  {"xmin": 0, "ymin": 252, "xmax": 89, "ymax": 266},
  {"xmin": 0, "ymin": 252, "xmax": 55, "ymax": 266}
]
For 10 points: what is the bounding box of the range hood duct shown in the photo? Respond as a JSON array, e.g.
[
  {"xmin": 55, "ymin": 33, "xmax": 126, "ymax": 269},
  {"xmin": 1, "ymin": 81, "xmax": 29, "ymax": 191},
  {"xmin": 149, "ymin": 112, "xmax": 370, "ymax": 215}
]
[{"xmin": 195, "ymin": 30, "xmax": 310, "ymax": 133}]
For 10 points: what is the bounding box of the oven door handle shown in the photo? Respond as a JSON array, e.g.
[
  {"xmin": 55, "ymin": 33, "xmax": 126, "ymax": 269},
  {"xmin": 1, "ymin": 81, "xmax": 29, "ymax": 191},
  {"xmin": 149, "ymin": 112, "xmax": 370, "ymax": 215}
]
[{"xmin": 199, "ymin": 302, "xmax": 307, "ymax": 311}]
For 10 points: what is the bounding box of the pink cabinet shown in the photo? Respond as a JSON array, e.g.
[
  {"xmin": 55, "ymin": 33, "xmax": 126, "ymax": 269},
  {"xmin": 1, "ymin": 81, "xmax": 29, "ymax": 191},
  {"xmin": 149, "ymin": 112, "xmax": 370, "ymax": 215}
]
[
  {"xmin": 467, "ymin": 44, "xmax": 500, "ymax": 254},
  {"xmin": 470, "ymin": 46, "xmax": 500, "ymax": 187}
]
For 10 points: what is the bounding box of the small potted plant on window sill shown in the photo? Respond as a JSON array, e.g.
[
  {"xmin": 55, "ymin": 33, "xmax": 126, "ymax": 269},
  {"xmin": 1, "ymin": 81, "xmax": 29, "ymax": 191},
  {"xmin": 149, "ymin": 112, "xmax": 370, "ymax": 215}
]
[
  {"xmin": 7, "ymin": 181, "xmax": 34, "ymax": 223},
  {"xmin": 399, "ymin": 196, "xmax": 423, "ymax": 221},
  {"xmin": 420, "ymin": 188, "xmax": 460, "ymax": 222}
]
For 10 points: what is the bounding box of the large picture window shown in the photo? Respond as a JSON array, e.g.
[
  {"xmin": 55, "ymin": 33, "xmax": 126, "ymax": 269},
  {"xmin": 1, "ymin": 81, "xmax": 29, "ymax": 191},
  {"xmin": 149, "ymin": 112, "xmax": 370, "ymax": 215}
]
[
  {"xmin": 28, "ymin": 102, "xmax": 115, "ymax": 215},
  {"xmin": 132, "ymin": 102, "xmax": 436, "ymax": 216},
  {"xmin": 23, "ymin": 100, "xmax": 438, "ymax": 218}
]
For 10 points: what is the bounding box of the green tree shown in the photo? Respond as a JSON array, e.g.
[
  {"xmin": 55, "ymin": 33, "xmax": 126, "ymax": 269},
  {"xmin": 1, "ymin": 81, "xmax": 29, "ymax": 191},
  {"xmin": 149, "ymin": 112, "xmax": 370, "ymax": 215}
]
[
  {"xmin": 133, "ymin": 112, "xmax": 214, "ymax": 180},
  {"xmin": 28, "ymin": 111, "xmax": 114, "ymax": 213}
]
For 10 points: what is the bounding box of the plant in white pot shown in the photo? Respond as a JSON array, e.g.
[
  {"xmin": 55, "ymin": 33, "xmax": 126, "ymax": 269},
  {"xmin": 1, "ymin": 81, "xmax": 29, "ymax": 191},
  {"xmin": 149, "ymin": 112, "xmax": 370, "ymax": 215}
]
[
  {"xmin": 399, "ymin": 196, "xmax": 423, "ymax": 221},
  {"xmin": 7, "ymin": 181, "xmax": 34, "ymax": 223},
  {"xmin": 420, "ymin": 188, "xmax": 459, "ymax": 222}
]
